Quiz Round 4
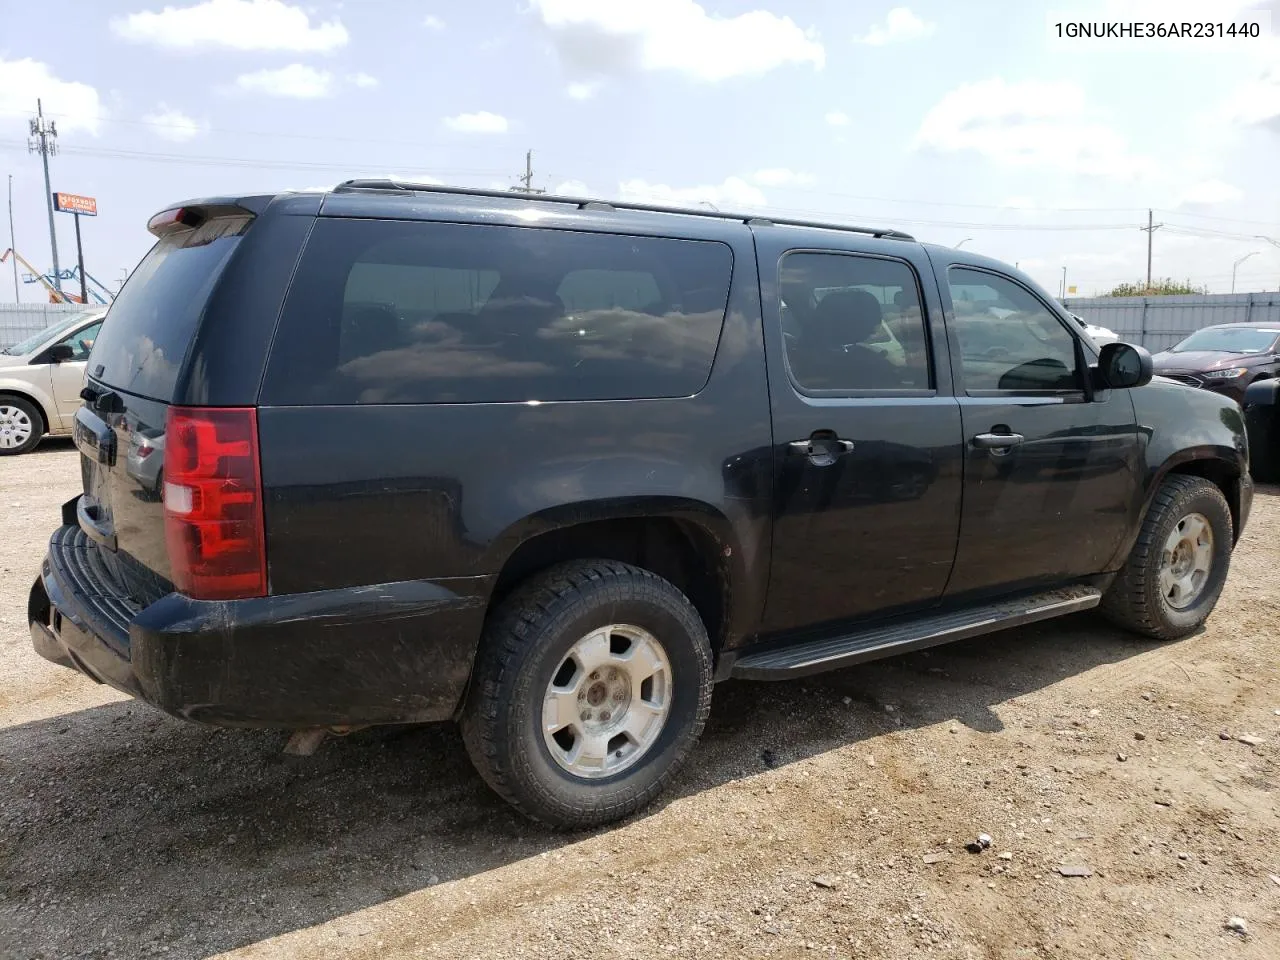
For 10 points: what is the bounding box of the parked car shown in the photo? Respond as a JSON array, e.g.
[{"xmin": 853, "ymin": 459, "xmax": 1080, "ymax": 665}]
[
  {"xmin": 1152, "ymin": 322, "xmax": 1280, "ymax": 404},
  {"xmin": 1069, "ymin": 312, "xmax": 1120, "ymax": 345},
  {"xmin": 29, "ymin": 184, "xmax": 1252, "ymax": 828},
  {"xmin": 0, "ymin": 309, "xmax": 106, "ymax": 455}
]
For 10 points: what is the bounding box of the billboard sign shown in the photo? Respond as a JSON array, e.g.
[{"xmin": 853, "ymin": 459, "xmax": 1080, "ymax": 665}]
[{"xmin": 53, "ymin": 192, "xmax": 97, "ymax": 216}]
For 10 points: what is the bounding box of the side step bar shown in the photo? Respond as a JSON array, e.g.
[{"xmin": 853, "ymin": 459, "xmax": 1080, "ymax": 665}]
[{"xmin": 731, "ymin": 585, "xmax": 1103, "ymax": 681}]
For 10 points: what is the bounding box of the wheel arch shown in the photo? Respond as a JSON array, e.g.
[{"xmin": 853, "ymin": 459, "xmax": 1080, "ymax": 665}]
[
  {"xmin": 484, "ymin": 498, "xmax": 751, "ymax": 662},
  {"xmin": 1149, "ymin": 448, "xmax": 1244, "ymax": 544},
  {"xmin": 0, "ymin": 387, "xmax": 51, "ymax": 438}
]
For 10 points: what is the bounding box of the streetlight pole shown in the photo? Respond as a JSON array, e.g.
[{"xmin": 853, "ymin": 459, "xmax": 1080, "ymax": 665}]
[
  {"xmin": 955, "ymin": 237, "xmax": 974, "ymax": 249},
  {"xmin": 1232, "ymin": 252, "xmax": 1259, "ymax": 294},
  {"xmin": 1060, "ymin": 266, "xmax": 1067, "ymax": 299}
]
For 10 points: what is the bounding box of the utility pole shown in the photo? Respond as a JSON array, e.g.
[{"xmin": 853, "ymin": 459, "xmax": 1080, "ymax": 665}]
[
  {"xmin": 1139, "ymin": 209, "xmax": 1163, "ymax": 292},
  {"xmin": 6, "ymin": 174, "xmax": 18, "ymax": 302},
  {"xmin": 28, "ymin": 100, "xmax": 61, "ymax": 295},
  {"xmin": 1060, "ymin": 266, "xmax": 1067, "ymax": 299},
  {"xmin": 509, "ymin": 150, "xmax": 545, "ymax": 195}
]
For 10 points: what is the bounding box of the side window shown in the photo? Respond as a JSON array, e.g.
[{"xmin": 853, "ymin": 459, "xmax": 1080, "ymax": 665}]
[
  {"xmin": 557, "ymin": 270, "xmax": 662, "ymax": 313},
  {"xmin": 779, "ymin": 252, "xmax": 931, "ymax": 393},
  {"xmin": 948, "ymin": 268, "xmax": 1081, "ymax": 394},
  {"xmin": 261, "ymin": 220, "xmax": 734, "ymax": 405},
  {"xmin": 57, "ymin": 321, "xmax": 103, "ymax": 362}
]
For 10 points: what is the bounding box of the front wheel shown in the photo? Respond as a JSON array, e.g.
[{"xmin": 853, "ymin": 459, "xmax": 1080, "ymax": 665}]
[
  {"xmin": 1101, "ymin": 475, "xmax": 1233, "ymax": 640},
  {"xmin": 0, "ymin": 397, "xmax": 43, "ymax": 456},
  {"xmin": 461, "ymin": 559, "xmax": 713, "ymax": 829}
]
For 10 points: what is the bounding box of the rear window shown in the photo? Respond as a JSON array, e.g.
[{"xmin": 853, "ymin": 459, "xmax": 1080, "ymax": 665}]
[
  {"xmin": 261, "ymin": 219, "xmax": 734, "ymax": 405},
  {"xmin": 87, "ymin": 216, "xmax": 249, "ymax": 400}
]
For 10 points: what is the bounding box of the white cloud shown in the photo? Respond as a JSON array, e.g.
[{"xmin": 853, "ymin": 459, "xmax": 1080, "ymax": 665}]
[
  {"xmin": 750, "ymin": 168, "xmax": 814, "ymax": 187},
  {"xmin": 141, "ymin": 103, "xmax": 206, "ymax": 141},
  {"xmin": 1226, "ymin": 65, "xmax": 1280, "ymax": 126},
  {"xmin": 112, "ymin": 0, "xmax": 348, "ymax": 52},
  {"xmin": 825, "ymin": 110, "xmax": 849, "ymax": 127},
  {"xmin": 347, "ymin": 72, "xmax": 379, "ymax": 89},
  {"xmin": 857, "ymin": 7, "xmax": 935, "ymax": 46},
  {"xmin": 567, "ymin": 81, "xmax": 600, "ymax": 100},
  {"xmin": 530, "ymin": 0, "xmax": 824, "ymax": 82},
  {"xmin": 423, "ymin": 14, "xmax": 445, "ymax": 30},
  {"xmin": 0, "ymin": 58, "xmax": 104, "ymax": 135},
  {"xmin": 619, "ymin": 176, "xmax": 767, "ymax": 208},
  {"xmin": 914, "ymin": 78, "xmax": 1155, "ymax": 180},
  {"xmin": 444, "ymin": 111, "xmax": 509, "ymax": 133},
  {"xmin": 1177, "ymin": 179, "xmax": 1245, "ymax": 206},
  {"xmin": 234, "ymin": 64, "xmax": 334, "ymax": 99},
  {"xmin": 554, "ymin": 179, "xmax": 591, "ymax": 196}
]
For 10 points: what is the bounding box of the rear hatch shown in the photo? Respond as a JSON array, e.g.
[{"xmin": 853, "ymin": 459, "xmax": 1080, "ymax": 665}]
[{"xmin": 74, "ymin": 204, "xmax": 258, "ymax": 606}]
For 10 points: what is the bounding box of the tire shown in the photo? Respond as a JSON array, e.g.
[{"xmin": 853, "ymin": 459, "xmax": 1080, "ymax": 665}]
[
  {"xmin": 0, "ymin": 396, "xmax": 43, "ymax": 456},
  {"xmin": 1101, "ymin": 475, "xmax": 1233, "ymax": 640},
  {"xmin": 460, "ymin": 559, "xmax": 713, "ymax": 829}
]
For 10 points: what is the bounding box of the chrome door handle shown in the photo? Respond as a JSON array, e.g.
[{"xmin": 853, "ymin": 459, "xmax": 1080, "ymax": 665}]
[
  {"xmin": 788, "ymin": 438, "xmax": 855, "ymax": 455},
  {"xmin": 783, "ymin": 437, "xmax": 855, "ymax": 463},
  {"xmin": 971, "ymin": 432, "xmax": 1024, "ymax": 449}
]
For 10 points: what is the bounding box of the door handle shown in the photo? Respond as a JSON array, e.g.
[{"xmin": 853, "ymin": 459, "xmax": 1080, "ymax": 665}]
[
  {"xmin": 971, "ymin": 432, "xmax": 1024, "ymax": 450},
  {"xmin": 788, "ymin": 435, "xmax": 855, "ymax": 463}
]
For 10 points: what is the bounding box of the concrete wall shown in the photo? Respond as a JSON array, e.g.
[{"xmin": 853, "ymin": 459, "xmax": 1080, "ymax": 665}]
[
  {"xmin": 0, "ymin": 304, "xmax": 96, "ymax": 351},
  {"xmin": 1063, "ymin": 293, "xmax": 1280, "ymax": 353}
]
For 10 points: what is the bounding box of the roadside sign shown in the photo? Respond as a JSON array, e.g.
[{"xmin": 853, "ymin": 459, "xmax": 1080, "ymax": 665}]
[
  {"xmin": 1067, "ymin": 285, "xmax": 1077, "ymax": 294},
  {"xmin": 53, "ymin": 192, "xmax": 97, "ymax": 216}
]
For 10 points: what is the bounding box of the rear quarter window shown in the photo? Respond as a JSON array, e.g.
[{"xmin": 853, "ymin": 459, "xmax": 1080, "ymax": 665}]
[
  {"xmin": 260, "ymin": 219, "xmax": 734, "ymax": 405},
  {"xmin": 87, "ymin": 216, "xmax": 249, "ymax": 400}
]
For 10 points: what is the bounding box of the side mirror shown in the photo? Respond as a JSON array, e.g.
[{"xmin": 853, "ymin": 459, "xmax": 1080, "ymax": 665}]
[
  {"xmin": 1096, "ymin": 341, "xmax": 1153, "ymax": 390},
  {"xmin": 46, "ymin": 343, "xmax": 75, "ymax": 363}
]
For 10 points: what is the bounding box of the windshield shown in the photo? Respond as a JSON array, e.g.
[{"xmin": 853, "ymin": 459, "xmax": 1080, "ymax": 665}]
[
  {"xmin": 1170, "ymin": 327, "xmax": 1280, "ymax": 354},
  {"xmin": 2, "ymin": 311, "xmax": 101, "ymax": 356}
]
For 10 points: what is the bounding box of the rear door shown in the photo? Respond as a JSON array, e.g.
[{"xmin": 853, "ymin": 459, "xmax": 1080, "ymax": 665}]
[
  {"xmin": 73, "ymin": 210, "xmax": 255, "ymax": 597},
  {"xmin": 936, "ymin": 261, "xmax": 1142, "ymax": 598},
  {"xmin": 756, "ymin": 230, "xmax": 965, "ymax": 634}
]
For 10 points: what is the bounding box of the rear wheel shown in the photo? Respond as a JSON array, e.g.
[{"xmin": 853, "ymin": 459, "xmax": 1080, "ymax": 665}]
[
  {"xmin": 461, "ymin": 559, "xmax": 713, "ymax": 829},
  {"xmin": 1102, "ymin": 475, "xmax": 1233, "ymax": 640},
  {"xmin": 0, "ymin": 397, "xmax": 43, "ymax": 456}
]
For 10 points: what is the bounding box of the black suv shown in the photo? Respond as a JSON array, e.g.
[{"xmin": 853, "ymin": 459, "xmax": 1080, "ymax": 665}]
[{"xmin": 29, "ymin": 183, "xmax": 1252, "ymax": 828}]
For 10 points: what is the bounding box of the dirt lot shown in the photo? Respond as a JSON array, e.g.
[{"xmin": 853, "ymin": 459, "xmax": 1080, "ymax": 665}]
[{"xmin": 1, "ymin": 441, "xmax": 1277, "ymax": 960}]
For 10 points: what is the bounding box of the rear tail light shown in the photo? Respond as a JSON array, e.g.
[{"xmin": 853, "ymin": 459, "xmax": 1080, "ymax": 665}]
[{"xmin": 163, "ymin": 406, "xmax": 267, "ymax": 600}]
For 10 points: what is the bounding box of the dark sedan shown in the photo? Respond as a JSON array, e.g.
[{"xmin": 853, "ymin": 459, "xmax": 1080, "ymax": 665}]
[{"xmin": 1152, "ymin": 322, "xmax": 1280, "ymax": 404}]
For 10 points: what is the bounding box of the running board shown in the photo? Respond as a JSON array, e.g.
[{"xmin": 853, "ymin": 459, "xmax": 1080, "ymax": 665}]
[{"xmin": 731, "ymin": 585, "xmax": 1102, "ymax": 680}]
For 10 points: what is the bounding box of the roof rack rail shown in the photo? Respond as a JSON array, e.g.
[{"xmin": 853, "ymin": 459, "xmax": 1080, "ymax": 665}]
[{"xmin": 334, "ymin": 178, "xmax": 915, "ymax": 241}]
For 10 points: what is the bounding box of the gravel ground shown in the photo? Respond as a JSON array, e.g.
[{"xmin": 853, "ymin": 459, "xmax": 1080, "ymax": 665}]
[{"xmin": 1, "ymin": 441, "xmax": 1277, "ymax": 960}]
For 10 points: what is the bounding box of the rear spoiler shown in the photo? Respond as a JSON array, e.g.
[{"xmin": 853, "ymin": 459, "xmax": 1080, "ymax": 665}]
[{"xmin": 146, "ymin": 196, "xmax": 274, "ymax": 238}]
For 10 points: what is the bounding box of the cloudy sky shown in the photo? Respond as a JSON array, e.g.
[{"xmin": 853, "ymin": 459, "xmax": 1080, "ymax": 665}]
[{"xmin": 1, "ymin": 0, "xmax": 1278, "ymax": 301}]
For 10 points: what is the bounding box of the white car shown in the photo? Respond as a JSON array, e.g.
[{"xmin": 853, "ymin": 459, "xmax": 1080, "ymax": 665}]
[
  {"xmin": 0, "ymin": 310, "xmax": 106, "ymax": 455},
  {"xmin": 1069, "ymin": 312, "xmax": 1120, "ymax": 345}
]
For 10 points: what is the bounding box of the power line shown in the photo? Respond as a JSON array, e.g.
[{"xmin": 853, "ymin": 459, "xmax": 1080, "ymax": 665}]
[
  {"xmin": 3, "ymin": 131, "xmax": 1272, "ymax": 243},
  {"xmin": 0, "ymin": 139, "xmax": 509, "ymax": 177},
  {"xmin": 0, "ymin": 108, "xmax": 507, "ymax": 152}
]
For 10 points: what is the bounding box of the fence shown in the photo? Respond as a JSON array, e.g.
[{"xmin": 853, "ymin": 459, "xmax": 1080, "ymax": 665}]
[
  {"xmin": 1063, "ymin": 293, "xmax": 1280, "ymax": 353},
  {"xmin": 0, "ymin": 303, "xmax": 97, "ymax": 351}
]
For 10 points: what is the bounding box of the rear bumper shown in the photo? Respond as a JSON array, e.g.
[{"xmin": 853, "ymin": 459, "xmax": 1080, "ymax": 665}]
[{"xmin": 30, "ymin": 514, "xmax": 491, "ymax": 728}]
